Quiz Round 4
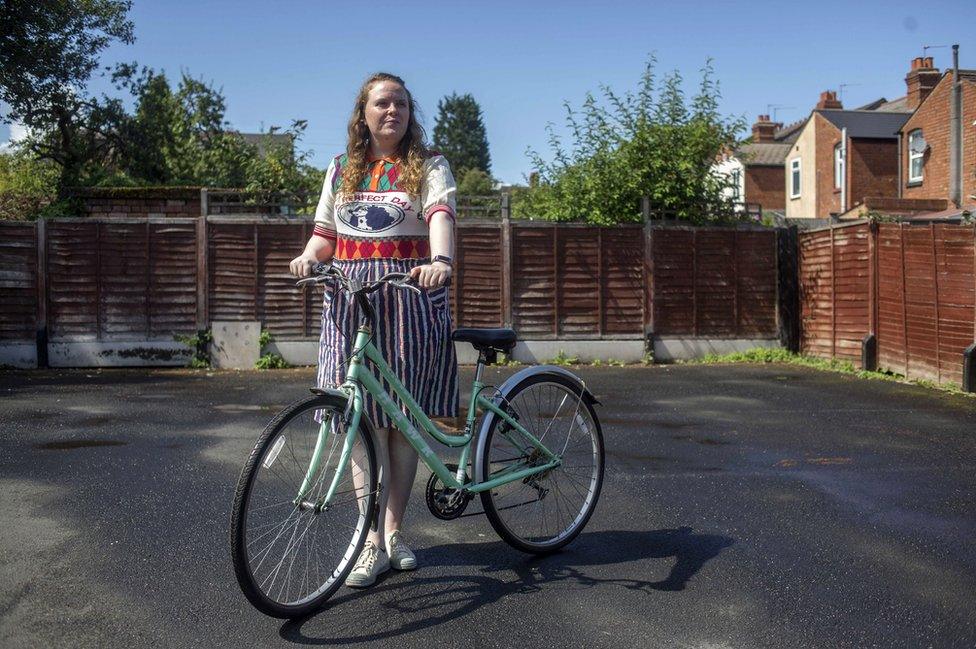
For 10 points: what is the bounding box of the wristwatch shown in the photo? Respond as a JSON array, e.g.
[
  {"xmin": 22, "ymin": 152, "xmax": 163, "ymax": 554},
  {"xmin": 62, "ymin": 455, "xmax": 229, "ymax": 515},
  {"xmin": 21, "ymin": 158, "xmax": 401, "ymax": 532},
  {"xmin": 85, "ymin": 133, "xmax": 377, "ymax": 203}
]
[{"xmin": 432, "ymin": 254, "xmax": 453, "ymax": 267}]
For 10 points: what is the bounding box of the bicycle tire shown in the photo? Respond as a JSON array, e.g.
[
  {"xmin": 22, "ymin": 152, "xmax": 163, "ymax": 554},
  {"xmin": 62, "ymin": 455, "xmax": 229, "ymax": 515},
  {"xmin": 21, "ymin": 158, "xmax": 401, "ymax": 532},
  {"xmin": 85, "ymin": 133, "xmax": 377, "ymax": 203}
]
[
  {"xmin": 230, "ymin": 393, "xmax": 377, "ymax": 618},
  {"xmin": 478, "ymin": 372, "xmax": 604, "ymax": 554}
]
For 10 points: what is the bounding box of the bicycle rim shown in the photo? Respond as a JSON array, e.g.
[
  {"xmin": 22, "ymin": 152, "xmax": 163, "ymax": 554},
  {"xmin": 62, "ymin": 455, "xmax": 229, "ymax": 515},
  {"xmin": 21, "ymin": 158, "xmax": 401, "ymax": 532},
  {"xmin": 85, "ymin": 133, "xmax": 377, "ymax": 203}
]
[
  {"xmin": 231, "ymin": 396, "xmax": 376, "ymax": 616},
  {"xmin": 481, "ymin": 376, "xmax": 603, "ymax": 552}
]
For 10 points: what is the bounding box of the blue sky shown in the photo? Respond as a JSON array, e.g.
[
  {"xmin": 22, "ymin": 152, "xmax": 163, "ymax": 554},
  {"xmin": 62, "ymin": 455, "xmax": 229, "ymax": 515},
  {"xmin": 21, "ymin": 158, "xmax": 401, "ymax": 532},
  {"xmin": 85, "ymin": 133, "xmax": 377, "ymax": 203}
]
[{"xmin": 4, "ymin": 0, "xmax": 975, "ymax": 183}]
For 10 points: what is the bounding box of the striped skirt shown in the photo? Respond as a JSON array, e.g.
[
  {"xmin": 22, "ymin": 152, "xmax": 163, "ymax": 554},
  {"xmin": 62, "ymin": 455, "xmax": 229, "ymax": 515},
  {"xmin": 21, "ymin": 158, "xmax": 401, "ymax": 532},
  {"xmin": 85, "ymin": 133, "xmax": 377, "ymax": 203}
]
[{"xmin": 316, "ymin": 258, "xmax": 459, "ymax": 429}]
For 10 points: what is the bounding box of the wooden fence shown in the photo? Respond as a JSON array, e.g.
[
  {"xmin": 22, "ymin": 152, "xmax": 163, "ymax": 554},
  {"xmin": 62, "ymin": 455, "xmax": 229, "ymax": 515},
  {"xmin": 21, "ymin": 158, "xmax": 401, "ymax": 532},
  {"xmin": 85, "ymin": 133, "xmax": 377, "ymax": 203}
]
[
  {"xmin": 799, "ymin": 222, "xmax": 976, "ymax": 386},
  {"xmin": 1, "ymin": 216, "xmax": 783, "ymax": 363}
]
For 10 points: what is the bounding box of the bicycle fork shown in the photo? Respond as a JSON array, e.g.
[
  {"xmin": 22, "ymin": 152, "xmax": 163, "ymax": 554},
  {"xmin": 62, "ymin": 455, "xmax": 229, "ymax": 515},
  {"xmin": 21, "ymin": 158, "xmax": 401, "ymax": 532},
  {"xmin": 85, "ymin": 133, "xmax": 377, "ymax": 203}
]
[{"xmin": 294, "ymin": 388, "xmax": 370, "ymax": 514}]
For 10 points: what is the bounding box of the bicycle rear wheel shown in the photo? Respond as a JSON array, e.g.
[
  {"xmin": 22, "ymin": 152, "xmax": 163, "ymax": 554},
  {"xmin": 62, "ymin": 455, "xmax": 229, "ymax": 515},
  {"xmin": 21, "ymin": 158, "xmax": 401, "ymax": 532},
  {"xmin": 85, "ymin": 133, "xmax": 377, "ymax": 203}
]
[
  {"xmin": 479, "ymin": 373, "xmax": 604, "ymax": 554},
  {"xmin": 230, "ymin": 393, "xmax": 377, "ymax": 618}
]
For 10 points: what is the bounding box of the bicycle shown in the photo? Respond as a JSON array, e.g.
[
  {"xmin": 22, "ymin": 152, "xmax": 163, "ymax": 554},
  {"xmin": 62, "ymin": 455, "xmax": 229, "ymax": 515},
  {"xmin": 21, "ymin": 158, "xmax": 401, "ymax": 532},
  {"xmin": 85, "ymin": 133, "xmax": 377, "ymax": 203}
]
[{"xmin": 229, "ymin": 262, "xmax": 604, "ymax": 618}]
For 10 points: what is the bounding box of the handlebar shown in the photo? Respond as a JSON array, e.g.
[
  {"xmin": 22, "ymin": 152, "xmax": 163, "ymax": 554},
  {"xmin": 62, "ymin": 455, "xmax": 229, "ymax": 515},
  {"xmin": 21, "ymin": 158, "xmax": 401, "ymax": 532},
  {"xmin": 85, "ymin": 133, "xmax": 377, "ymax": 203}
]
[{"xmin": 295, "ymin": 262, "xmax": 426, "ymax": 295}]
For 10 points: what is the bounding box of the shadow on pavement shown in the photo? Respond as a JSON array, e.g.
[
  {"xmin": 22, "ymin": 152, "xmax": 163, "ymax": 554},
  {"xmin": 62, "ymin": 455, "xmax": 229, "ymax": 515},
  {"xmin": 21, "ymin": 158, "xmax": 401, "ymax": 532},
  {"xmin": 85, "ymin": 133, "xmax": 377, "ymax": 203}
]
[{"xmin": 279, "ymin": 527, "xmax": 734, "ymax": 645}]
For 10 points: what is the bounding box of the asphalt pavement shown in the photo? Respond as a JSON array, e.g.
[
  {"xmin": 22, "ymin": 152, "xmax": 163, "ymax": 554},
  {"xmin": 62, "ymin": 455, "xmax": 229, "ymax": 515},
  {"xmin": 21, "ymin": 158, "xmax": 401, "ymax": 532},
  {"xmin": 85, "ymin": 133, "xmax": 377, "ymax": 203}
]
[{"xmin": 2, "ymin": 363, "xmax": 975, "ymax": 648}]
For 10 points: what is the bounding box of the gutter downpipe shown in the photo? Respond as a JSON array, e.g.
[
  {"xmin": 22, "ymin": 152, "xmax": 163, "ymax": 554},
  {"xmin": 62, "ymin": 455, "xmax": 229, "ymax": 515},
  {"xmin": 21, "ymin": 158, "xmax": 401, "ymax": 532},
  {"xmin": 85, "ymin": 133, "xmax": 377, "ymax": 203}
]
[
  {"xmin": 840, "ymin": 127, "xmax": 847, "ymax": 213},
  {"xmin": 950, "ymin": 44, "xmax": 962, "ymax": 208}
]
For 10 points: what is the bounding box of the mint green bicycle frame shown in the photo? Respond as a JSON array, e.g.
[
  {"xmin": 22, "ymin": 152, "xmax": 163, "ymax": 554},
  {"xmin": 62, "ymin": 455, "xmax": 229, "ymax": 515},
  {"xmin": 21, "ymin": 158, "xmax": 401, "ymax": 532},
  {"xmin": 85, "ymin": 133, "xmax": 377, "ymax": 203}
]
[{"xmin": 298, "ymin": 324, "xmax": 562, "ymax": 509}]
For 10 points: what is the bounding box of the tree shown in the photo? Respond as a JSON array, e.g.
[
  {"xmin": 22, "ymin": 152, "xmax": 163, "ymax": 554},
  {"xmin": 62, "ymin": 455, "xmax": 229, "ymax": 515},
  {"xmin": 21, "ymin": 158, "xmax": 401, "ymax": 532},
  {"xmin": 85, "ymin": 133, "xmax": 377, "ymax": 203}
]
[
  {"xmin": 0, "ymin": 0, "xmax": 134, "ymax": 195},
  {"xmin": 432, "ymin": 93, "xmax": 491, "ymax": 176},
  {"xmin": 516, "ymin": 57, "xmax": 746, "ymax": 225},
  {"xmin": 456, "ymin": 168, "xmax": 494, "ymax": 196}
]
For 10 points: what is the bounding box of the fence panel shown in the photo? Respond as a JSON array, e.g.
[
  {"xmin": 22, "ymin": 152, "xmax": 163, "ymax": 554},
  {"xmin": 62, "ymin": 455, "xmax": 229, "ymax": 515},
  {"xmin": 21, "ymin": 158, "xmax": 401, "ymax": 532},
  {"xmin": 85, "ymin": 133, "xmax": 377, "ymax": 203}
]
[
  {"xmin": 557, "ymin": 227, "xmax": 600, "ymax": 336},
  {"xmin": 831, "ymin": 224, "xmax": 872, "ymax": 362},
  {"xmin": 149, "ymin": 222, "xmax": 199, "ymax": 337},
  {"xmin": 737, "ymin": 231, "xmax": 778, "ymax": 336},
  {"xmin": 877, "ymin": 225, "xmax": 908, "ymax": 374},
  {"xmin": 933, "ymin": 225, "xmax": 975, "ymax": 385},
  {"xmin": 799, "ymin": 224, "xmax": 871, "ymax": 362},
  {"xmin": 256, "ymin": 223, "xmax": 309, "ymax": 339},
  {"xmin": 695, "ymin": 230, "xmax": 737, "ymax": 336},
  {"xmin": 98, "ymin": 222, "xmax": 152, "ymax": 338},
  {"xmin": 651, "ymin": 229, "xmax": 695, "ymax": 335},
  {"xmin": 208, "ymin": 222, "xmax": 257, "ymax": 321},
  {"xmin": 601, "ymin": 226, "xmax": 644, "ymax": 335},
  {"xmin": 46, "ymin": 221, "xmax": 99, "ymax": 340},
  {"xmin": 902, "ymin": 225, "xmax": 941, "ymax": 381},
  {"xmin": 454, "ymin": 223, "xmax": 503, "ymax": 328},
  {"xmin": 799, "ymin": 228, "xmax": 835, "ymax": 358},
  {"xmin": 510, "ymin": 225, "xmax": 557, "ymax": 336},
  {"xmin": 0, "ymin": 222, "xmax": 38, "ymax": 341},
  {"xmin": 653, "ymin": 227, "xmax": 778, "ymax": 338}
]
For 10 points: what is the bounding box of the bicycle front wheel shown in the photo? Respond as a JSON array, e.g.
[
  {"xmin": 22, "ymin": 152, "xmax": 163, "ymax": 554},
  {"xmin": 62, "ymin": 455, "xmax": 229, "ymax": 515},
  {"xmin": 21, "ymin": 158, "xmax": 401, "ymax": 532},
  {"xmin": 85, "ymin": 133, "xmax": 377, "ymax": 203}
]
[
  {"xmin": 479, "ymin": 373, "xmax": 604, "ymax": 554},
  {"xmin": 230, "ymin": 393, "xmax": 377, "ymax": 618}
]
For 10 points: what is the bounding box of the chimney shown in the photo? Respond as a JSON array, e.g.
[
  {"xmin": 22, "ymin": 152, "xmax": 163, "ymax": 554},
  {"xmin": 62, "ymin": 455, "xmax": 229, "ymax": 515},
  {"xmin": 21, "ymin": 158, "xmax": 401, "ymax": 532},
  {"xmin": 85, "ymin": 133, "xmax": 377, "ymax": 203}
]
[
  {"xmin": 906, "ymin": 56, "xmax": 941, "ymax": 109},
  {"xmin": 816, "ymin": 90, "xmax": 843, "ymax": 110},
  {"xmin": 751, "ymin": 114, "xmax": 782, "ymax": 143}
]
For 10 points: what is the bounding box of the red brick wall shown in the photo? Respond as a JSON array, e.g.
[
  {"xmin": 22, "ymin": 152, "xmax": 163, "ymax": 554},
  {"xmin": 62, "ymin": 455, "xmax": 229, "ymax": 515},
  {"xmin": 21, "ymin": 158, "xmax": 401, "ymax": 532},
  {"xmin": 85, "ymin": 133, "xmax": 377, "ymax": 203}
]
[
  {"xmin": 848, "ymin": 138, "xmax": 899, "ymax": 206},
  {"xmin": 67, "ymin": 187, "xmax": 203, "ymax": 218},
  {"xmin": 814, "ymin": 113, "xmax": 842, "ymax": 217},
  {"xmin": 744, "ymin": 166, "xmax": 785, "ymax": 211},
  {"xmin": 902, "ymin": 75, "xmax": 976, "ymax": 202}
]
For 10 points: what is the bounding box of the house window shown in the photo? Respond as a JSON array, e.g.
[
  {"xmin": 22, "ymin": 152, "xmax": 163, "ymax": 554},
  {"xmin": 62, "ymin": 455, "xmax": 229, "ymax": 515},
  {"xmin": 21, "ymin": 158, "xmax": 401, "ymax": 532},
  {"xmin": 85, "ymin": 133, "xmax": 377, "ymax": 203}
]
[
  {"xmin": 790, "ymin": 159, "xmax": 801, "ymax": 198},
  {"xmin": 833, "ymin": 143, "xmax": 844, "ymax": 189},
  {"xmin": 731, "ymin": 168, "xmax": 741, "ymax": 201},
  {"xmin": 908, "ymin": 129, "xmax": 924, "ymax": 183}
]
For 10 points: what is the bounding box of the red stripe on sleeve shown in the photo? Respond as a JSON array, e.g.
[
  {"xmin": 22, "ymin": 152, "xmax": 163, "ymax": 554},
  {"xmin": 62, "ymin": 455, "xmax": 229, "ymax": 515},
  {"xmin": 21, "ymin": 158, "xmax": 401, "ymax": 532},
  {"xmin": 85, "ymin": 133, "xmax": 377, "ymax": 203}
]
[{"xmin": 424, "ymin": 204, "xmax": 456, "ymax": 224}]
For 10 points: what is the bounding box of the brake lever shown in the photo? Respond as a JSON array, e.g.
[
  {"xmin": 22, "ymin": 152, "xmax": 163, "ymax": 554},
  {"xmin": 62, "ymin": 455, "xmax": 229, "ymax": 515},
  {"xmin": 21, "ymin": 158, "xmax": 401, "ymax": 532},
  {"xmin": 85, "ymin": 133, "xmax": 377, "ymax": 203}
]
[{"xmin": 390, "ymin": 278, "xmax": 423, "ymax": 294}]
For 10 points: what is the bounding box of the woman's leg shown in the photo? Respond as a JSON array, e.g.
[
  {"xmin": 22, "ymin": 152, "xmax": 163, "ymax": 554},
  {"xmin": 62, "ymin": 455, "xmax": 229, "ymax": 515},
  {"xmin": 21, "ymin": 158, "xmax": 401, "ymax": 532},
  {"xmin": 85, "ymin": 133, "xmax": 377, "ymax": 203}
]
[
  {"xmin": 365, "ymin": 426, "xmax": 389, "ymax": 547},
  {"xmin": 383, "ymin": 426, "xmax": 419, "ymax": 544}
]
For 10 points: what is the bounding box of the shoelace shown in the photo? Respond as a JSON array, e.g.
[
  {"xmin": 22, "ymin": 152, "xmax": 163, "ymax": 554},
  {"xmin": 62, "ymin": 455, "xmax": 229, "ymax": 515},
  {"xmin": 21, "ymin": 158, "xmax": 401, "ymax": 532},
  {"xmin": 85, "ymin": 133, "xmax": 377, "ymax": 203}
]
[
  {"xmin": 357, "ymin": 543, "xmax": 378, "ymax": 570},
  {"xmin": 389, "ymin": 534, "xmax": 406, "ymax": 557}
]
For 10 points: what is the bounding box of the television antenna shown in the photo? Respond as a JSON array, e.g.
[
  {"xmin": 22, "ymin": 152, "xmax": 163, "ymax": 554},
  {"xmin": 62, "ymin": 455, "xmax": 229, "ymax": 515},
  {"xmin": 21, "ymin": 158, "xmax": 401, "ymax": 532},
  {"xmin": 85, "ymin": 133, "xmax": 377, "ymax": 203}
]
[
  {"xmin": 922, "ymin": 44, "xmax": 947, "ymax": 59},
  {"xmin": 766, "ymin": 104, "xmax": 795, "ymax": 122},
  {"xmin": 838, "ymin": 83, "xmax": 861, "ymax": 103}
]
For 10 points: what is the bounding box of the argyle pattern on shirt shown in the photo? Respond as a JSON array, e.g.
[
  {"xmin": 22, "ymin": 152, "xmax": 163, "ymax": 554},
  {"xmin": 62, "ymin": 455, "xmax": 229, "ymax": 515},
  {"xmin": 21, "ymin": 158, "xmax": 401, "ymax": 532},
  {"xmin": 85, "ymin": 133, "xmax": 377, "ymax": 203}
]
[
  {"xmin": 334, "ymin": 236, "xmax": 430, "ymax": 260},
  {"xmin": 330, "ymin": 156, "xmax": 401, "ymax": 192}
]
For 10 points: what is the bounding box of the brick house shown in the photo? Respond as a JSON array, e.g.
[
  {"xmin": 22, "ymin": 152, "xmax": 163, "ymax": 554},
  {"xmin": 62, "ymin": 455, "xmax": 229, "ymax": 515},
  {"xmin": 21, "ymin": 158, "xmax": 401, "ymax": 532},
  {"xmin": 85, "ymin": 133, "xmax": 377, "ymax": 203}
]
[
  {"xmin": 785, "ymin": 91, "xmax": 910, "ymax": 219},
  {"xmin": 898, "ymin": 57, "xmax": 976, "ymax": 207},
  {"xmin": 717, "ymin": 116, "xmax": 805, "ymax": 213}
]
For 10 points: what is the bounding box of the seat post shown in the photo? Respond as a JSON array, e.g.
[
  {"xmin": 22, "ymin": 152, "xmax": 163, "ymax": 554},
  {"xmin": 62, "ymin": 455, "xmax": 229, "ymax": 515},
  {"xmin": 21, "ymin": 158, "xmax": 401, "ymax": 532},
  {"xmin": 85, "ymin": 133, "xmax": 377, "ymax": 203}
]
[{"xmin": 474, "ymin": 349, "xmax": 488, "ymax": 384}]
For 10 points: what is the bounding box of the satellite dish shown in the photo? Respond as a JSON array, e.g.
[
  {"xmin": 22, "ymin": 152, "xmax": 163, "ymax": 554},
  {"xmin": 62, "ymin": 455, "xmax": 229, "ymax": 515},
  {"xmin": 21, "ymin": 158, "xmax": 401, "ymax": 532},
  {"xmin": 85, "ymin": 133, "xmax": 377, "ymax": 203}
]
[{"xmin": 909, "ymin": 135, "xmax": 928, "ymax": 154}]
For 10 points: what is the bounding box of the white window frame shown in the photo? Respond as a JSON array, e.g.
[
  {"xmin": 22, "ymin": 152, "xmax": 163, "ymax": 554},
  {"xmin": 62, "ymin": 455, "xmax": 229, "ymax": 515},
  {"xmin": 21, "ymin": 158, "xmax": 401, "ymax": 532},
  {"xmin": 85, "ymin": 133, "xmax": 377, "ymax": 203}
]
[
  {"xmin": 908, "ymin": 129, "xmax": 924, "ymax": 183},
  {"xmin": 833, "ymin": 143, "xmax": 844, "ymax": 189},
  {"xmin": 731, "ymin": 168, "xmax": 741, "ymax": 201},
  {"xmin": 790, "ymin": 158, "xmax": 801, "ymax": 198}
]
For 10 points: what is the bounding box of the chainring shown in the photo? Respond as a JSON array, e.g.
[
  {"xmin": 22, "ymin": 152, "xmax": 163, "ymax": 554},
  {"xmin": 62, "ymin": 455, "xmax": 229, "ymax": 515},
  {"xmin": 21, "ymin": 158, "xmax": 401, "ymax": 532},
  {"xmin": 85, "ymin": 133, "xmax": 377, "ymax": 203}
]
[{"xmin": 425, "ymin": 463, "xmax": 472, "ymax": 520}]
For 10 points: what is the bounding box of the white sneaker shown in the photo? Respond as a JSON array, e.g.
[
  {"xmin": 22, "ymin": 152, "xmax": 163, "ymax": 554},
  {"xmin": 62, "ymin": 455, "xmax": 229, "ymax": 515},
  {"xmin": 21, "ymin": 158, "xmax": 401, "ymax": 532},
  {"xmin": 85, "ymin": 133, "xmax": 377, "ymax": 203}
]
[
  {"xmin": 345, "ymin": 541, "xmax": 390, "ymax": 587},
  {"xmin": 388, "ymin": 531, "xmax": 417, "ymax": 571}
]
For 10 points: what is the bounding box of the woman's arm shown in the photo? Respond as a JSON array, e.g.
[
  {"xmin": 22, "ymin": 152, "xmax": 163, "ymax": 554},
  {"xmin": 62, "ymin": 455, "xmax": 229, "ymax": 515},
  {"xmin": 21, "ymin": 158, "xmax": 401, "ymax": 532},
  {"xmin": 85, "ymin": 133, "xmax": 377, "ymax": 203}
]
[
  {"xmin": 410, "ymin": 210, "xmax": 454, "ymax": 289},
  {"xmin": 289, "ymin": 235, "xmax": 336, "ymax": 278}
]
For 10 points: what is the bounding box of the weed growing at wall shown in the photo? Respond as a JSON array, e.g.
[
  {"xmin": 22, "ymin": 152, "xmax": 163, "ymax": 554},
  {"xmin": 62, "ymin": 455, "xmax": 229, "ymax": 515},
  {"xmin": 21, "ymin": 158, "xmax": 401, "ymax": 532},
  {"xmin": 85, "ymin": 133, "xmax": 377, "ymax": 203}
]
[
  {"xmin": 174, "ymin": 329, "xmax": 212, "ymax": 369},
  {"xmin": 255, "ymin": 330, "xmax": 289, "ymax": 370}
]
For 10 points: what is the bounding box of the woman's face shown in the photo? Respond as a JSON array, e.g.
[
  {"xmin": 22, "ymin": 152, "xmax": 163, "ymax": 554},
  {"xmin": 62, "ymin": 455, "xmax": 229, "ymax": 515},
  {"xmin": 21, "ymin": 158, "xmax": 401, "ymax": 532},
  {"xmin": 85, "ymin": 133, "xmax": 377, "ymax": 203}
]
[{"xmin": 364, "ymin": 81, "xmax": 409, "ymax": 148}]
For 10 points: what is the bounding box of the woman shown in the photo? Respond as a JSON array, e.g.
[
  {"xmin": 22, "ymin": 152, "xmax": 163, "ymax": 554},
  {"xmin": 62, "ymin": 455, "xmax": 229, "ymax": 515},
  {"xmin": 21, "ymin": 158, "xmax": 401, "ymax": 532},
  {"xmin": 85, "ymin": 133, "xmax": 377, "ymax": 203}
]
[{"xmin": 289, "ymin": 72, "xmax": 459, "ymax": 587}]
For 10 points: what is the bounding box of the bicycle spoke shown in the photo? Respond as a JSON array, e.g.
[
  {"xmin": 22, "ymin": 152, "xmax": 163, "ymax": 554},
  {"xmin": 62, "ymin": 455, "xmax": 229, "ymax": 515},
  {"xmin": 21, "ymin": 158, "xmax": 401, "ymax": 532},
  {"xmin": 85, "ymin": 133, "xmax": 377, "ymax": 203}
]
[
  {"xmin": 484, "ymin": 378, "xmax": 602, "ymax": 550},
  {"xmin": 235, "ymin": 396, "xmax": 377, "ymax": 610}
]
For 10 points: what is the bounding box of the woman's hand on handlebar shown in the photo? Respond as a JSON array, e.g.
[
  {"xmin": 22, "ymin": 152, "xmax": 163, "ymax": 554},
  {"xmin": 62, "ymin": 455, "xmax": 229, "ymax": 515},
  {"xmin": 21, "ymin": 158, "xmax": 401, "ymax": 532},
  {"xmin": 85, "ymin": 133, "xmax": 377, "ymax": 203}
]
[
  {"xmin": 409, "ymin": 261, "xmax": 452, "ymax": 290},
  {"xmin": 289, "ymin": 253, "xmax": 320, "ymax": 278}
]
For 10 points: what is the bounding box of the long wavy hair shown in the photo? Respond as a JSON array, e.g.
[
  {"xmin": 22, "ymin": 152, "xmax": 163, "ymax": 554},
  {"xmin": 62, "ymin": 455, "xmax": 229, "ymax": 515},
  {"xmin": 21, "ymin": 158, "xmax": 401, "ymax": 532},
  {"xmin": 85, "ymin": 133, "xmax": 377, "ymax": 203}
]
[{"xmin": 339, "ymin": 72, "xmax": 429, "ymax": 200}]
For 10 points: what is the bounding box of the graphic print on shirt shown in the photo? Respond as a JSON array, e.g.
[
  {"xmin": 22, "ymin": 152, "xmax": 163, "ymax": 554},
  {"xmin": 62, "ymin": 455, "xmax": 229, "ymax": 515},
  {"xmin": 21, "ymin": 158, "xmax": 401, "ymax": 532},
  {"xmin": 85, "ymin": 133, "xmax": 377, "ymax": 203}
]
[{"xmin": 337, "ymin": 201, "xmax": 406, "ymax": 233}]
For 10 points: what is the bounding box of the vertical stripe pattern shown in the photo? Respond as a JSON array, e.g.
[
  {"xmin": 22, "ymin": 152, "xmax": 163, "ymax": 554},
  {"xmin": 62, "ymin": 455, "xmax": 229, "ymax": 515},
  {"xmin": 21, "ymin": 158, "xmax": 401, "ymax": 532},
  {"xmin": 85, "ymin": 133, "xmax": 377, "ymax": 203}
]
[{"xmin": 316, "ymin": 258, "xmax": 459, "ymax": 429}]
